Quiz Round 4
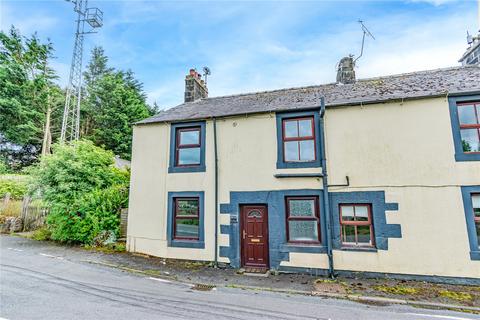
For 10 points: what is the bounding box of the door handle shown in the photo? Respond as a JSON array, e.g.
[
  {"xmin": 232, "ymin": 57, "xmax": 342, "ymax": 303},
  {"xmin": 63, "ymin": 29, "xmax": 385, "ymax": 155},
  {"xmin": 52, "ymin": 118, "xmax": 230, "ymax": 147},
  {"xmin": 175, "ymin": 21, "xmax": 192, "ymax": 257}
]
[{"xmin": 243, "ymin": 230, "xmax": 246, "ymax": 239}]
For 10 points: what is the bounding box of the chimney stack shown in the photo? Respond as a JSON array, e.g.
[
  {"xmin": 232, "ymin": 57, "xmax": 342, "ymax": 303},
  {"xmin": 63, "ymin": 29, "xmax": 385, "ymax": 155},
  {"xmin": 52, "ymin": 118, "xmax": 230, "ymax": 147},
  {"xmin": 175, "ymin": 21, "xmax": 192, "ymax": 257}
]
[
  {"xmin": 184, "ymin": 68, "xmax": 208, "ymax": 103},
  {"xmin": 336, "ymin": 56, "xmax": 356, "ymax": 84}
]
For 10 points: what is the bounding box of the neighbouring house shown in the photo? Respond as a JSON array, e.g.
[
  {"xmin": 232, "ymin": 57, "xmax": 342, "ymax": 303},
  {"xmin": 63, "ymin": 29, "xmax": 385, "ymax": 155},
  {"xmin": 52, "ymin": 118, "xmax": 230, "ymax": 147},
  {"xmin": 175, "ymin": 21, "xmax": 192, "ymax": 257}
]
[{"xmin": 127, "ymin": 46, "xmax": 480, "ymax": 283}]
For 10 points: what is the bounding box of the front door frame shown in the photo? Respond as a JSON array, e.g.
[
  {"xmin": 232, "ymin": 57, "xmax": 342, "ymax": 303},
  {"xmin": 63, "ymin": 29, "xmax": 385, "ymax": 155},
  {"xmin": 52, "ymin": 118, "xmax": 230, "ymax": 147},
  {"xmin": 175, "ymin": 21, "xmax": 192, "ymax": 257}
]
[{"xmin": 239, "ymin": 204, "xmax": 270, "ymax": 269}]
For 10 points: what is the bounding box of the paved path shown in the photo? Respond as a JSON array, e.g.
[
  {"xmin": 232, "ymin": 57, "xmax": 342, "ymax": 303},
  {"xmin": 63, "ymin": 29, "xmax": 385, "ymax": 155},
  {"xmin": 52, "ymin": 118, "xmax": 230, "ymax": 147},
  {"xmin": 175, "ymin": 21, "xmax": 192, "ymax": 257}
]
[{"xmin": 0, "ymin": 236, "xmax": 478, "ymax": 320}]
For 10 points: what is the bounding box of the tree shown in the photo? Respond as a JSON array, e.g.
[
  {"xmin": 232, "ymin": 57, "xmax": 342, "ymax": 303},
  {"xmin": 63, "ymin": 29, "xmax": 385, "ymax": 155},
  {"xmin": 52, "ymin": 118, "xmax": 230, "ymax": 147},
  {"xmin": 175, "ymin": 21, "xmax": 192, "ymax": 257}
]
[
  {"xmin": 85, "ymin": 70, "xmax": 151, "ymax": 159},
  {"xmin": 0, "ymin": 27, "xmax": 63, "ymax": 169},
  {"xmin": 81, "ymin": 47, "xmax": 153, "ymax": 159},
  {"xmin": 81, "ymin": 47, "xmax": 113, "ymax": 137}
]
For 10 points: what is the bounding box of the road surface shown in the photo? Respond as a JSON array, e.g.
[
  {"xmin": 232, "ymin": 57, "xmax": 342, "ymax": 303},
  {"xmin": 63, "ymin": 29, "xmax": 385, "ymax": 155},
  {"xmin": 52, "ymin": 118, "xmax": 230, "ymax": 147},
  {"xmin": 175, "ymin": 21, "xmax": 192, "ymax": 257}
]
[{"xmin": 0, "ymin": 236, "xmax": 478, "ymax": 320}]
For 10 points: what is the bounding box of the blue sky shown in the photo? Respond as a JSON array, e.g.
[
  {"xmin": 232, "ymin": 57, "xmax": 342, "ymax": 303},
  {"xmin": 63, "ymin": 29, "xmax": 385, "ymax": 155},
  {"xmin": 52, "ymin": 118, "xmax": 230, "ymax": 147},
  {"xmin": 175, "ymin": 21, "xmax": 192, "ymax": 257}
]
[{"xmin": 1, "ymin": 0, "xmax": 478, "ymax": 109}]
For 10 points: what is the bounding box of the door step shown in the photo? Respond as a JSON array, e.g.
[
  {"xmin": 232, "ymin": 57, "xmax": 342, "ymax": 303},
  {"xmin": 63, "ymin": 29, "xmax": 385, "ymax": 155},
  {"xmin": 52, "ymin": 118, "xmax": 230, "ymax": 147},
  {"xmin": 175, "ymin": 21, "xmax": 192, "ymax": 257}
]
[{"xmin": 240, "ymin": 267, "xmax": 269, "ymax": 277}]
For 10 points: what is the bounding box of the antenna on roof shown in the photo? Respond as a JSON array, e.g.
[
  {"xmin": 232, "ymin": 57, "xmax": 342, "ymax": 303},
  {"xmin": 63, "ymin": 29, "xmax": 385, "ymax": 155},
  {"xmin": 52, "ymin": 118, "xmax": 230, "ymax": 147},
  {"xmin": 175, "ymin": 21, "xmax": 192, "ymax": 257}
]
[
  {"xmin": 354, "ymin": 20, "xmax": 375, "ymax": 63},
  {"xmin": 467, "ymin": 31, "xmax": 473, "ymax": 45},
  {"xmin": 203, "ymin": 66, "xmax": 211, "ymax": 85}
]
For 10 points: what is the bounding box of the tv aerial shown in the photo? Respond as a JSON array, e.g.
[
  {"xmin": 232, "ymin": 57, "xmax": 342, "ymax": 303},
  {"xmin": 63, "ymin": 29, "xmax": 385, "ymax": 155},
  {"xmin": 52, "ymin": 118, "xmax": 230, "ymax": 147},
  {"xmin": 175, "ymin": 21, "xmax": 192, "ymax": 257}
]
[
  {"xmin": 203, "ymin": 66, "xmax": 211, "ymax": 85},
  {"xmin": 354, "ymin": 20, "xmax": 375, "ymax": 63}
]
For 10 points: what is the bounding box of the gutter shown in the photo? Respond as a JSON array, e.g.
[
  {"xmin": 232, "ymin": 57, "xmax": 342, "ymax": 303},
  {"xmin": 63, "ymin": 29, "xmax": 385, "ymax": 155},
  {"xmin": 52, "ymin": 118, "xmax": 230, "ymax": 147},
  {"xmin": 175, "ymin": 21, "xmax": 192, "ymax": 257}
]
[
  {"xmin": 319, "ymin": 97, "xmax": 334, "ymax": 278},
  {"xmin": 213, "ymin": 118, "xmax": 219, "ymax": 267}
]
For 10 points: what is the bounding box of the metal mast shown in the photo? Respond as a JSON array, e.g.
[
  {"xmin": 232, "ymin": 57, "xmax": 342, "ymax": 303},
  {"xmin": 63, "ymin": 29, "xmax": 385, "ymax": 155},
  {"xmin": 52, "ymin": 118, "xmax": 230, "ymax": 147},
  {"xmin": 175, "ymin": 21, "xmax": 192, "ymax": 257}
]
[{"xmin": 60, "ymin": 0, "xmax": 103, "ymax": 143}]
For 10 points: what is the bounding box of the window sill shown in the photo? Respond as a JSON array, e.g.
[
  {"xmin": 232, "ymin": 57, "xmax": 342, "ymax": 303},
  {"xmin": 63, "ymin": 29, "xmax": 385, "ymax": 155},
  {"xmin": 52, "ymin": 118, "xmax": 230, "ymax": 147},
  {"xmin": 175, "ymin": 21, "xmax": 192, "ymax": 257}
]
[
  {"xmin": 169, "ymin": 239, "xmax": 205, "ymax": 249},
  {"xmin": 470, "ymin": 251, "xmax": 480, "ymax": 260},
  {"xmin": 168, "ymin": 165, "xmax": 206, "ymax": 173},
  {"xmin": 338, "ymin": 246, "xmax": 377, "ymax": 253},
  {"xmin": 455, "ymin": 153, "xmax": 480, "ymax": 162},
  {"xmin": 280, "ymin": 244, "xmax": 327, "ymax": 254},
  {"xmin": 274, "ymin": 173, "xmax": 323, "ymax": 178},
  {"xmin": 276, "ymin": 161, "xmax": 321, "ymax": 169}
]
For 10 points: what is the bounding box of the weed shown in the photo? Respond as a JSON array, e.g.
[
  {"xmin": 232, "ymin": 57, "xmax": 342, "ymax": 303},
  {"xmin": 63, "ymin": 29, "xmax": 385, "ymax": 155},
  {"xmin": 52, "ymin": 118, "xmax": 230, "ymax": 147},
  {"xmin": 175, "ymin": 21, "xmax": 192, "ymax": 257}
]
[
  {"xmin": 374, "ymin": 285, "xmax": 418, "ymax": 295},
  {"xmin": 0, "ymin": 200, "xmax": 22, "ymax": 217},
  {"xmin": 30, "ymin": 227, "xmax": 51, "ymax": 241},
  {"xmin": 438, "ymin": 290, "xmax": 473, "ymax": 301}
]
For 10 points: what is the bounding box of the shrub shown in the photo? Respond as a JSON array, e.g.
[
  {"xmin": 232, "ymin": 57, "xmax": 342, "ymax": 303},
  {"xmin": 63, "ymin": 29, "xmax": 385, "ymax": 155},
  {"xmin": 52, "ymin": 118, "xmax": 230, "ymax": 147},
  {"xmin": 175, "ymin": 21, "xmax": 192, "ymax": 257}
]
[
  {"xmin": 47, "ymin": 185, "xmax": 128, "ymax": 244},
  {"xmin": 30, "ymin": 140, "xmax": 128, "ymax": 205},
  {"xmin": 0, "ymin": 176, "xmax": 28, "ymax": 200},
  {"xmin": 30, "ymin": 227, "xmax": 52, "ymax": 241},
  {"xmin": 30, "ymin": 140, "xmax": 129, "ymax": 244},
  {"xmin": 0, "ymin": 161, "xmax": 7, "ymax": 174}
]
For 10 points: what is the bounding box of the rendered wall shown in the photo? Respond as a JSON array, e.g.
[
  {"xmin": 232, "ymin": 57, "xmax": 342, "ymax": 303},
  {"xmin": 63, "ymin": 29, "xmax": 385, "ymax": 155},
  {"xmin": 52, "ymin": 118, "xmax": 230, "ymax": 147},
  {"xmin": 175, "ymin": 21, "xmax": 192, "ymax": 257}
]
[{"xmin": 127, "ymin": 96, "xmax": 480, "ymax": 279}]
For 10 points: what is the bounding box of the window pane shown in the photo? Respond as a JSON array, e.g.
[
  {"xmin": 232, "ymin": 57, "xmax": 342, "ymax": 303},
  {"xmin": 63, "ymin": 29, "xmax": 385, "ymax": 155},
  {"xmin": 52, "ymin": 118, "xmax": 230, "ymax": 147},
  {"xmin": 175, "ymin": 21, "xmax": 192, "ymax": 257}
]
[
  {"xmin": 342, "ymin": 225, "xmax": 356, "ymax": 243},
  {"xmin": 355, "ymin": 206, "xmax": 369, "ymax": 222},
  {"xmin": 175, "ymin": 218, "xmax": 199, "ymax": 238},
  {"xmin": 176, "ymin": 199, "xmax": 199, "ymax": 216},
  {"xmin": 179, "ymin": 130, "xmax": 199, "ymax": 145},
  {"xmin": 284, "ymin": 120, "xmax": 298, "ymax": 138},
  {"xmin": 288, "ymin": 220, "xmax": 318, "ymax": 241},
  {"xmin": 472, "ymin": 194, "xmax": 480, "ymax": 210},
  {"xmin": 288, "ymin": 199, "xmax": 315, "ymax": 217},
  {"xmin": 284, "ymin": 141, "xmax": 299, "ymax": 161},
  {"xmin": 357, "ymin": 225, "xmax": 372, "ymax": 244},
  {"xmin": 476, "ymin": 222, "xmax": 480, "ymax": 248},
  {"xmin": 458, "ymin": 105, "xmax": 477, "ymax": 125},
  {"xmin": 178, "ymin": 147, "xmax": 201, "ymax": 165},
  {"xmin": 341, "ymin": 206, "xmax": 355, "ymax": 221},
  {"xmin": 298, "ymin": 119, "xmax": 313, "ymax": 137},
  {"xmin": 299, "ymin": 140, "xmax": 315, "ymax": 161},
  {"xmin": 460, "ymin": 129, "xmax": 480, "ymax": 152}
]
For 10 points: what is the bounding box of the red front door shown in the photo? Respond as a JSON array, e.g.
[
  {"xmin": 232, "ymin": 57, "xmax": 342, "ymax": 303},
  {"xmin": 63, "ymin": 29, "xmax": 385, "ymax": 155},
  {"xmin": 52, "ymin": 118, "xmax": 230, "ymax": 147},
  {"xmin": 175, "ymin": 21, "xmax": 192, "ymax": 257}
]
[{"xmin": 240, "ymin": 205, "xmax": 269, "ymax": 268}]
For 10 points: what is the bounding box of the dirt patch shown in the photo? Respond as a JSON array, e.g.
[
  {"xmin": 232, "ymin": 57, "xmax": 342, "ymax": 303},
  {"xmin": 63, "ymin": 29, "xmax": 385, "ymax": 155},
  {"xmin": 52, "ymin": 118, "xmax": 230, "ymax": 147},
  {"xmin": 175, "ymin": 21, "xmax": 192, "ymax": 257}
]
[
  {"xmin": 317, "ymin": 277, "xmax": 480, "ymax": 308},
  {"xmin": 314, "ymin": 279, "xmax": 348, "ymax": 294}
]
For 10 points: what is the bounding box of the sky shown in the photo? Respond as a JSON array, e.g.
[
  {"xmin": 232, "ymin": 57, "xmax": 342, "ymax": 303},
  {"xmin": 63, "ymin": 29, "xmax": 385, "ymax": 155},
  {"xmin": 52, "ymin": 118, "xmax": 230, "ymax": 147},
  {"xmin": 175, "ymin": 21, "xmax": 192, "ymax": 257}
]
[{"xmin": 0, "ymin": 0, "xmax": 479, "ymax": 109}]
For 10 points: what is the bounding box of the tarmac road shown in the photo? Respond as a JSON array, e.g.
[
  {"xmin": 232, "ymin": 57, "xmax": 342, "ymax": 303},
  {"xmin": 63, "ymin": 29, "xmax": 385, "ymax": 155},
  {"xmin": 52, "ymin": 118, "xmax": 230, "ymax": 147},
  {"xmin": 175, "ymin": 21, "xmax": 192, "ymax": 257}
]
[{"xmin": 1, "ymin": 235, "xmax": 478, "ymax": 320}]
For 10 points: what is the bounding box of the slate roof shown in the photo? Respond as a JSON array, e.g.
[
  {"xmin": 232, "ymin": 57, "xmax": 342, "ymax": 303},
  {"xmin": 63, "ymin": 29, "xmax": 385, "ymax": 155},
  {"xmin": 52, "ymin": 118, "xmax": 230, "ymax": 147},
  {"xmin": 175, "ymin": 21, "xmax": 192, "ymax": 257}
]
[{"xmin": 138, "ymin": 65, "xmax": 480, "ymax": 124}]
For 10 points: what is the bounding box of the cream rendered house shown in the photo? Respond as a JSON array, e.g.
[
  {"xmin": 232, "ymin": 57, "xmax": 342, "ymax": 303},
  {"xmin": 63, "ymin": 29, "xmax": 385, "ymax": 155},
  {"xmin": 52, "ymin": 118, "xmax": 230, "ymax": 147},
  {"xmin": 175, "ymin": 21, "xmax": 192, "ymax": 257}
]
[{"xmin": 127, "ymin": 64, "xmax": 480, "ymax": 283}]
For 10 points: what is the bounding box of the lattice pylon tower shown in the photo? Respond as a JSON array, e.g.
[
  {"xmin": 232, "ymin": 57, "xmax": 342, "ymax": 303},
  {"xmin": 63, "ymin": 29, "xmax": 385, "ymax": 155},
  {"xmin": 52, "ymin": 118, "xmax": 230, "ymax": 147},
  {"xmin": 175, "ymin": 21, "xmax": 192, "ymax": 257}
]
[{"xmin": 61, "ymin": 0, "xmax": 103, "ymax": 143}]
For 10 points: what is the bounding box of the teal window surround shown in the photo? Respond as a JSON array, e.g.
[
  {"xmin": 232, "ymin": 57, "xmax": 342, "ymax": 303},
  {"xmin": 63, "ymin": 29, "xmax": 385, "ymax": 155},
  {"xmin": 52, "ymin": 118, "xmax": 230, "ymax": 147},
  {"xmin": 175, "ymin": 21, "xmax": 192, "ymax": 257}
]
[
  {"xmin": 461, "ymin": 186, "xmax": 480, "ymax": 260},
  {"xmin": 167, "ymin": 191, "xmax": 205, "ymax": 249},
  {"xmin": 168, "ymin": 121, "xmax": 206, "ymax": 173},
  {"xmin": 448, "ymin": 93, "xmax": 480, "ymax": 162},
  {"xmin": 275, "ymin": 109, "xmax": 322, "ymax": 169}
]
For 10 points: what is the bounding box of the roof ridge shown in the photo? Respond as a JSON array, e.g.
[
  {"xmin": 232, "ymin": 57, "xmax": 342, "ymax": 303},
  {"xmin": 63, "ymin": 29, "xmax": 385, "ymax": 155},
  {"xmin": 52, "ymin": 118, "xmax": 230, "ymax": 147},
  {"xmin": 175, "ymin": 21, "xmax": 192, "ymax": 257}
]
[{"xmin": 197, "ymin": 65, "xmax": 474, "ymax": 102}]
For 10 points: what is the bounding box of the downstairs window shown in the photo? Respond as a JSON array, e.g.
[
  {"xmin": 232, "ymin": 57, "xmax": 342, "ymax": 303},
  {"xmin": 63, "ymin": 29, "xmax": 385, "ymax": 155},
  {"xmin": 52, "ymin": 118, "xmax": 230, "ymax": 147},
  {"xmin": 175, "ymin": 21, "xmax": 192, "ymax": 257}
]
[
  {"xmin": 339, "ymin": 204, "xmax": 375, "ymax": 247},
  {"xmin": 173, "ymin": 197, "xmax": 200, "ymax": 240},
  {"xmin": 286, "ymin": 196, "xmax": 321, "ymax": 244}
]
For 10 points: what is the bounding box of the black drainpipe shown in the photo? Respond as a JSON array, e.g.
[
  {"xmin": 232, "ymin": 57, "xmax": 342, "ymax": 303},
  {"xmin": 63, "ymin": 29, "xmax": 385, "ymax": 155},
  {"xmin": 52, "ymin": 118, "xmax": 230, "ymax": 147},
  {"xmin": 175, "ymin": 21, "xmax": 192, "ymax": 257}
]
[
  {"xmin": 213, "ymin": 118, "xmax": 219, "ymax": 267},
  {"xmin": 319, "ymin": 98, "xmax": 334, "ymax": 278}
]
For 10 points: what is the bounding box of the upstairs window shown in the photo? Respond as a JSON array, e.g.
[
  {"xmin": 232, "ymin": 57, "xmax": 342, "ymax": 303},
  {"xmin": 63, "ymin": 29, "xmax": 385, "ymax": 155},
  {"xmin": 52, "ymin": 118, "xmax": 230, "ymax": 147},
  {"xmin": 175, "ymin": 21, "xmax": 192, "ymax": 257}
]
[
  {"xmin": 173, "ymin": 197, "xmax": 200, "ymax": 240},
  {"xmin": 169, "ymin": 122, "xmax": 206, "ymax": 173},
  {"xmin": 286, "ymin": 196, "xmax": 321, "ymax": 244},
  {"xmin": 276, "ymin": 111, "xmax": 321, "ymax": 169},
  {"xmin": 282, "ymin": 117, "xmax": 316, "ymax": 162},
  {"xmin": 472, "ymin": 194, "xmax": 480, "ymax": 249},
  {"xmin": 458, "ymin": 102, "xmax": 480, "ymax": 153},
  {"xmin": 340, "ymin": 204, "xmax": 375, "ymax": 247},
  {"xmin": 449, "ymin": 96, "xmax": 480, "ymax": 162},
  {"xmin": 176, "ymin": 127, "xmax": 201, "ymax": 166}
]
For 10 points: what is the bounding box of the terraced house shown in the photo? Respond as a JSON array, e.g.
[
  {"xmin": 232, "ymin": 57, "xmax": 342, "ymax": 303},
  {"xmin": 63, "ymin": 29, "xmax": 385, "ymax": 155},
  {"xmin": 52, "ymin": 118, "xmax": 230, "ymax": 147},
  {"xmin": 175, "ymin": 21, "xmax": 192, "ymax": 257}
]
[{"xmin": 127, "ymin": 57, "xmax": 480, "ymax": 283}]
